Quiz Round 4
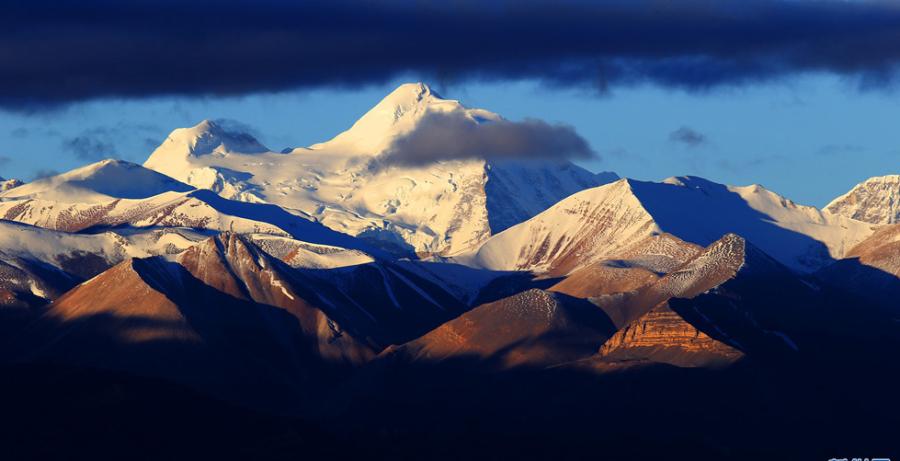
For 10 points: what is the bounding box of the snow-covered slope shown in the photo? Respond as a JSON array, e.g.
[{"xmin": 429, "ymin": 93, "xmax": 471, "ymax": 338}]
[
  {"xmin": 0, "ymin": 163, "xmax": 376, "ymax": 254},
  {"xmin": 143, "ymin": 83, "xmax": 617, "ymax": 255},
  {"xmin": 590, "ymin": 233, "xmax": 778, "ymax": 329},
  {"xmin": 1, "ymin": 159, "xmax": 192, "ymax": 203},
  {"xmin": 825, "ymin": 174, "xmax": 899, "ymax": 225},
  {"xmin": 246, "ymin": 234, "xmax": 374, "ymax": 270},
  {"xmin": 0, "ymin": 220, "xmax": 209, "ymax": 306},
  {"xmin": 0, "ymin": 161, "xmax": 259, "ymax": 233},
  {"xmin": 0, "ymin": 188, "xmax": 287, "ymax": 235},
  {"xmin": 456, "ymin": 176, "xmax": 874, "ymax": 274},
  {"xmin": 0, "ymin": 220, "xmax": 205, "ymax": 272}
]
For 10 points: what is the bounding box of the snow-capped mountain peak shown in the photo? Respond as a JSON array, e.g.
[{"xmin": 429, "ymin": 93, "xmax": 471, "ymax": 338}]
[
  {"xmin": 825, "ymin": 174, "xmax": 899, "ymax": 225},
  {"xmin": 144, "ymin": 119, "xmax": 268, "ymax": 174},
  {"xmin": 168, "ymin": 119, "xmax": 268, "ymax": 157},
  {"xmin": 310, "ymin": 82, "xmax": 501, "ymax": 155},
  {"xmin": 137, "ymin": 83, "xmax": 615, "ymax": 256}
]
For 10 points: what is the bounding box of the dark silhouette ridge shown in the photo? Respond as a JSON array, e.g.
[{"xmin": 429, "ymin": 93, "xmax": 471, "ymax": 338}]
[
  {"xmin": 0, "ymin": 362, "xmax": 337, "ymax": 461},
  {"xmin": 2, "ymin": 350, "xmax": 897, "ymax": 461}
]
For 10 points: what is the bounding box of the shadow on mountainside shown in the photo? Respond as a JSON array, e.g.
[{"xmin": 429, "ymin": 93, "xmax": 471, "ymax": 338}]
[
  {"xmin": 269, "ymin": 255, "xmax": 563, "ymax": 347},
  {"xmin": 631, "ymin": 178, "xmax": 838, "ymax": 271},
  {"xmin": 191, "ymin": 189, "xmax": 384, "ymax": 256},
  {"xmin": 3, "ymin": 258, "xmax": 362, "ymax": 416},
  {"xmin": 816, "ymin": 256, "xmax": 900, "ymax": 314},
  {"xmin": 672, "ymin": 258, "xmax": 900, "ymax": 362}
]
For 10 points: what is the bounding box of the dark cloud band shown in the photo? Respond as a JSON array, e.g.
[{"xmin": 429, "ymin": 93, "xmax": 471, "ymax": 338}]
[{"xmin": 4, "ymin": 0, "xmax": 900, "ymax": 109}]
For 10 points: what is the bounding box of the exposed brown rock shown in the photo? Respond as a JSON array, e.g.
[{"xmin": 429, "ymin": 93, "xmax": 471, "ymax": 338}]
[
  {"xmin": 549, "ymin": 262, "xmax": 659, "ymax": 298},
  {"xmin": 592, "ymin": 233, "xmax": 750, "ymax": 329},
  {"xmin": 547, "ymin": 233, "xmax": 701, "ymax": 298},
  {"xmin": 388, "ymin": 289, "xmax": 615, "ymax": 368},
  {"xmin": 845, "ymin": 223, "xmax": 900, "ymax": 276},
  {"xmin": 17, "ymin": 257, "xmax": 318, "ymax": 414},
  {"xmin": 583, "ymin": 234, "xmax": 793, "ymax": 368},
  {"xmin": 595, "ymin": 304, "xmax": 743, "ymax": 368},
  {"xmin": 178, "ymin": 233, "xmax": 376, "ymax": 364}
]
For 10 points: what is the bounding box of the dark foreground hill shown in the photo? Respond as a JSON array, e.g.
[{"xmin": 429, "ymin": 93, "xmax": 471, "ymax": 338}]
[{"xmin": 1, "ymin": 352, "xmax": 897, "ymax": 461}]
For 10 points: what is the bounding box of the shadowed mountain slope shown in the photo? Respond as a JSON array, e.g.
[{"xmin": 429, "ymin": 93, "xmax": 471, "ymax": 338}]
[
  {"xmin": 458, "ymin": 177, "xmax": 872, "ymax": 275},
  {"xmin": 385, "ymin": 288, "xmax": 616, "ymax": 368}
]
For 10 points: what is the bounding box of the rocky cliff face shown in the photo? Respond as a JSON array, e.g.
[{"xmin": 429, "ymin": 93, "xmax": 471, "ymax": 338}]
[
  {"xmin": 596, "ymin": 305, "xmax": 743, "ymax": 368},
  {"xmin": 826, "ymin": 174, "xmax": 899, "ymax": 225},
  {"xmin": 0, "ymin": 177, "xmax": 23, "ymax": 192},
  {"xmin": 844, "ymin": 223, "xmax": 900, "ymax": 276}
]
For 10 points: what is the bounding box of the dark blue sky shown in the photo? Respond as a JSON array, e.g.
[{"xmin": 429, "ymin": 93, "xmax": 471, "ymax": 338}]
[{"xmin": 1, "ymin": 1, "xmax": 899, "ymax": 206}]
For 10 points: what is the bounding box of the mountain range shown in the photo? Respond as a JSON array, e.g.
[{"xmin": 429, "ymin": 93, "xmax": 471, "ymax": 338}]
[{"xmin": 1, "ymin": 83, "xmax": 897, "ymax": 460}]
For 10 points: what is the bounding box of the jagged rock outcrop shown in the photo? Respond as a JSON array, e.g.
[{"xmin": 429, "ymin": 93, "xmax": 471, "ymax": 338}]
[
  {"xmin": 596, "ymin": 305, "xmax": 743, "ymax": 368},
  {"xmin": 826, "ymin": 174, "xmax": 899, "ymax": 225},
  {"xmin": 0, "ymin": 177, "xmax": 23, "ymax": 192}
]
